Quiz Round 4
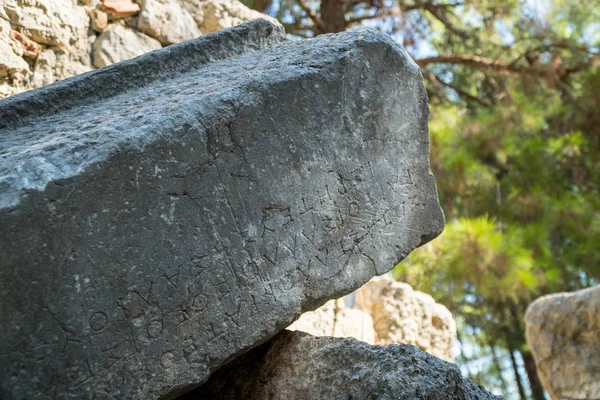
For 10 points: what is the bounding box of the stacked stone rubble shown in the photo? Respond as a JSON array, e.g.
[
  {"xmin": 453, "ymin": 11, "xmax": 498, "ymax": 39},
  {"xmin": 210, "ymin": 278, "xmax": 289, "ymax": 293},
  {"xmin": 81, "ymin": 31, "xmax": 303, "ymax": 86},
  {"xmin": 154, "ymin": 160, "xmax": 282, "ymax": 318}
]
[{"xmin": 0, "ymin": 0, "xmax": 278, "ymax": 98}]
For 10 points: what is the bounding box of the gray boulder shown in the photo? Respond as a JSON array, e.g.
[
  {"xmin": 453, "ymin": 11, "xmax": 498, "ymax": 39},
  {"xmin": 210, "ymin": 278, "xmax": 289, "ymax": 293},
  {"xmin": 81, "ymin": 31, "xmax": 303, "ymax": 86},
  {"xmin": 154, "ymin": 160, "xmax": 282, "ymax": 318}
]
[
  {"xmin": 0, "ymin": 20, "xmax": 444, "ymax": 399},
  {"xmin": 184, "ymin": 330, "xmax": 502, "ymax": 400}
]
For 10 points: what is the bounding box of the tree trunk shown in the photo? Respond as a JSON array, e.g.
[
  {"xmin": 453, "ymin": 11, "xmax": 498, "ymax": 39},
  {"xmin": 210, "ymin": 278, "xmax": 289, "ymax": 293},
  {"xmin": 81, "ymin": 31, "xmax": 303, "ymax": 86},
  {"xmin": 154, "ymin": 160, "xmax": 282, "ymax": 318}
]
[
  {"xmin": 319, "ymin": 0, "xmax": 347, "ymax": 33},
  {"xmin": 489, "ymin": 344, "xmax": 509, "ymax": 393},
  {"xmin": 521, "ymin": 350, "xmax": 547, "ymax": 400},
  {"xmin": 507, "ymin": 341, "xmax": 527, "ymax": 400}
]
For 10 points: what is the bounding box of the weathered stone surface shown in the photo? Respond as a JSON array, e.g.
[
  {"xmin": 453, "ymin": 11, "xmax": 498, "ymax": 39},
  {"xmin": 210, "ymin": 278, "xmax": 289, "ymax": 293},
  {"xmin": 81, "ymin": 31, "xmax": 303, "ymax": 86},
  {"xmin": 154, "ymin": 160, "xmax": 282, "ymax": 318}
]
[
  {"xmin": 9, "ymin": 29, "xmax": 42, "ymax": 57},
  {"xmin": 92, "ymin": 24, "xmax": 162, "ymax": 68},
  {"xmin": 184, "ymin": 330, "xmax": 501, "ymax": 400},
  {"xmin": 138, "ymin": 0, "xmax": 201, "ymax": 45},
  {"xmin": 0, "ymin": 0, "xmax": 92, "ymax": 97},
  {"xmin": 356, "ymin": 279, "xmax": 456, "ymax": 361},
  {"xmin": 0, "ymin": 35, "xmax": 29, "ymax": 77},
  {"xmin": 288, "ymin": 298, "xmax": 377, "ymax": 343},
  {"xmin": 525, "ymin": 285, "xmax": 600, "ymax": 400},
  {"xmin": 0, "ymin": 0, "xmax": 276, "ymax": 99},
  {"xmin": 197, "ymin": 0, "xmax": 280, "ymax": 34},
  {"xmin": 0, "ymin": 20, "xmax": 444, "ymax": 399},
  {"xmin": 89, "ymin": 10, "xmax": 109, "ymax": 33},
  {"xmin": 3, "ymin": 0, "xmax": 89, "ymax": 53}
]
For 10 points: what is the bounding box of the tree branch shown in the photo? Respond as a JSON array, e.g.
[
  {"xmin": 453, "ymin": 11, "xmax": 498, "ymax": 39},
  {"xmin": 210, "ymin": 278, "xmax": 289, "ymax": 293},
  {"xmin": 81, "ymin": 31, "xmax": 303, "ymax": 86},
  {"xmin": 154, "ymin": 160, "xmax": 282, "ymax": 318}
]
[
  {"xmin": 346, "ymin": 1, "xmax": 463, "ymax": 25},
  {"xmin": 294, "ymin": 0, "xmax": 328, "ymax": 33},
  {"xmin": 416, "ymin": 53, "xmax": 599, "ymax": 81},
  {"xmin": 425, "ymin": 70, "xmax": 491, "ymax": 107},
  {"xmin": 424, "ymin": 4, "xmax": 468, "ymax": 39}
]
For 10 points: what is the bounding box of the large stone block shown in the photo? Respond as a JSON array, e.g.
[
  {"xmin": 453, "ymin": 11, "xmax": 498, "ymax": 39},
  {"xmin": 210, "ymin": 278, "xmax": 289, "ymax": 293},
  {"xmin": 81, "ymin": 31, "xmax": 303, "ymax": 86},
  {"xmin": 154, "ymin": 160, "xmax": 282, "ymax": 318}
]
[
  {"xmin": 0, "ymin": 20, "xmax": 444, "ymax": 399},
  {"xmin": 526, "ymin": 285, "xmax": 600, "ymax": 400},
  {"xmin": 183, "ymin": 330, "xmax": 502, "ymax": 400}
]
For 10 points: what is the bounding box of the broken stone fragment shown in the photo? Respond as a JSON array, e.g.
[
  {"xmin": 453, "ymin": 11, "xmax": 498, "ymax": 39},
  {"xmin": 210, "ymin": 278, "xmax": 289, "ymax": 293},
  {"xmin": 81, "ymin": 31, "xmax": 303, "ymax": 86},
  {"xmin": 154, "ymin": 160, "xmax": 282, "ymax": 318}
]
[
  {"xmin": 183, "ymin": 330, "xmax": 502, "ymax": 400},
  {"xmin": 355, "ymin": 279, "xmax": 457, "ymax": 361},
  {"xmin": 0, "ymin": 20, "xmax": 444, "ymax": 399},
  {"xmin": 137, "ymin": 0, "xmax": 201, "ymax": 45},
  {"xmin": 526, "ymin": 285, "xmax": 600, "ymax": 400},
  {"xmin": 0, "ymin": 39, "xmax": 29, "ymax": 78},
  {"xmin": 89, "ymin": 9, "xmax": 109, "ymax": 32},
  {"xmin": 101, "ymin": 0, "xmax": 141, "ymax": 18},
  {"xmin": 92, "ymin": 24, "xmax": 162, "ymax": 68},
  {"xmin": 9, "ymin": 30, "xmax": 42, "ymax": 58},
  {"xmin": 198, "ymin": 0, "xmax": 281, "ymax": 34}
]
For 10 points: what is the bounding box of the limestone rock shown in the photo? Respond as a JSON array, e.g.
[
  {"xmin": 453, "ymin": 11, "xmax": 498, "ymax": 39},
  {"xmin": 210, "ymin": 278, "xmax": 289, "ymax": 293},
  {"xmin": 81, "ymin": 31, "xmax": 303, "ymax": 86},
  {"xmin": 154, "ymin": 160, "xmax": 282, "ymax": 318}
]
[
  {"xmin": 54, "ymin": 50, "xmax": 92, "ymax": 79},
  {"xmin": 0, "ymin": 20, "xmax": 444, "ymax": 399},
  {"xmin": 92, "ymin": 24, "xmax": 162, "ymax": 68},
  {"xmin": 0, "ymin": 37, "xmax": 29, "ymax": 78},
  {"xmin": 102, "ymin": 0, "xmax": 141, "ymax": 18},
  {"xmin": 184, "ymin": 330, "xmax": 502, "ymax": 400},
  {"xmin": 526, "ymin": 285, "xmax": 600, "ymax": 400},
  {"xmin": 2, "ymin": 0, "xmax": 89, "ymax": 55},
  {"xmin": 288, "ymin": 299, "xmax": 337, "ymax": 337},
  {"xmin": 332, "ymin": 306, "xmax": 377, "ymax": 343},
  {"xmin": 9, "ymin": 29, "xmax": 42, "ymax": 57},
  {"xmin": 288, "ymin": 299, "xmax": 377, "ymax": 343},
  {"xmin": 30, "ymin": 48, "xmax": 56, "ymax": 87},
  {"xmin": 0, "ymin": 16, "xmax": 28, "ymax": 79},
  {"xmin": 138, "ymin": 0, "xmax": 201, "ymax": 45},
  {"xmin": 178, "ymin": 0, "xmax": 205, "ymax": 28},
  {"xmin": 197, "ymin": 0, "xmax": 280, "ymax": 34},
  {"xmin": 356, "ymin": 279, "xmax": 456, "ymax": 361},
  {"xmin": 89, "ymin": 9, "xmax": 109, "ymax": 33}
]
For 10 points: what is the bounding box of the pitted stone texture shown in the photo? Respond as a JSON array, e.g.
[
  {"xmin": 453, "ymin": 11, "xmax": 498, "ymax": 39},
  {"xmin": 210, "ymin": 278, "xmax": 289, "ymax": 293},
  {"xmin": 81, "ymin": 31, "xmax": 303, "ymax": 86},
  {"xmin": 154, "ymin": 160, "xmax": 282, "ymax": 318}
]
[
  {"xmin": 183, "ymin": 331, "xmax": 501, "ymax": 400},
  {"xmin": 0, "ymin": 20, "xmax": 444, "ymax": 400},
  {"xmin": 525, "ymin": 285, "xmax": 600, "ymax": 400},
  {"xmin": 355, "ymin": 279, "xmax": 456, "ymax": 361}
]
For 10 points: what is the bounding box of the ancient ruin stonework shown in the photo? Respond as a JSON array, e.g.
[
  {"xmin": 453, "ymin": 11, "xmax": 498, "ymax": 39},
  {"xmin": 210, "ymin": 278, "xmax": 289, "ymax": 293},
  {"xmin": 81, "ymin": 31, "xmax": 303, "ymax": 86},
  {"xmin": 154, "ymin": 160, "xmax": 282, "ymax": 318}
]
[
  {"xmin": 0, "ymin": 20, "xmax": 444, "ymax": 399},
  {"xmin": 0, "ymin": 0, "xmax": 278, "ymax": 98},
  {"xmin": 526, "ymin": 285, "xmax": 600, "ymax": 400},
  {"xmin": 288, "ymin": 279, "xmax": 456, "ymax": 361},
  {"xmin": 356, "ymin": 279, "xmax": 456, "ymax": 361},
  {"xmin": 184, "ymin": 330, "xmax": 502, "ymax": 400}
]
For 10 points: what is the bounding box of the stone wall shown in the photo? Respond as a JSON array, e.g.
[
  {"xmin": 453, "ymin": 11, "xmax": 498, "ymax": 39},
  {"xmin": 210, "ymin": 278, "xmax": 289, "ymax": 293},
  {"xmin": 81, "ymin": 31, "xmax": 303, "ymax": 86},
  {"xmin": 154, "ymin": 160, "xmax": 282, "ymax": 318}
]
[{"xmin": 0, "ymin": 0, "xmax": 278, "ymax": 98}]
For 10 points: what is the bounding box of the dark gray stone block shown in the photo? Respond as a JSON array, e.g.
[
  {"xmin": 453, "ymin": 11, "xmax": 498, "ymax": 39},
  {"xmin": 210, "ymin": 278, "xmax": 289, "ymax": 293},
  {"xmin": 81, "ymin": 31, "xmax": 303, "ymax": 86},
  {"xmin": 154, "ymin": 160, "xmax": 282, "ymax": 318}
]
[
  {"xmin": 184, "ymin": 330, "xmax": 503, "ymax": 400},
  {"xmin": 0, "ymin": 20, "xmax": 444, "ymax": 399}
]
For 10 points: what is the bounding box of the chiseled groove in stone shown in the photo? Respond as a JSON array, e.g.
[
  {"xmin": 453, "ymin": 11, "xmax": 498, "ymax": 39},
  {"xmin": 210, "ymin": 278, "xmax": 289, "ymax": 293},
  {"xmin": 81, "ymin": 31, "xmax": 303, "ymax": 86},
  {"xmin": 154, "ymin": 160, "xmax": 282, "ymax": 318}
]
[
  {"xmin": 0, "ymin": 19, "xmax": 286, "ymax": 130},
  {"xmin": 0, "ymin": 25, "xmax": 444, "ymax": 400}
]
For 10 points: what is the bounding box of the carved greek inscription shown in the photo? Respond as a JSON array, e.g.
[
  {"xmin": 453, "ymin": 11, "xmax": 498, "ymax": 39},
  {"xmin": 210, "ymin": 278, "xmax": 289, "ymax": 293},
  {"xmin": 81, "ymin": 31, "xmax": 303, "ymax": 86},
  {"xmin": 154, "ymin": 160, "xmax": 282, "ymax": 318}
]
[
  {"xmin": 191, "ymin": 293, "xmax": 208, "ymax": 313},
  {"xmin": 89, "ymin": 311, "xmax": 107, "ymax": 332},
  {"xmin": 348, "ymin": 202, "xmax": 360, "ymax": 217},
  {"xmin": 147, "ymin": 319, "xmax": 163, "ymax": 339},
  {"xmin": 160, "ymin": 351, "xmax": 176, "ymax": 370},
  {"xmin": 162, "ymin": 265, "xmax": 180, "ymax": 289}
]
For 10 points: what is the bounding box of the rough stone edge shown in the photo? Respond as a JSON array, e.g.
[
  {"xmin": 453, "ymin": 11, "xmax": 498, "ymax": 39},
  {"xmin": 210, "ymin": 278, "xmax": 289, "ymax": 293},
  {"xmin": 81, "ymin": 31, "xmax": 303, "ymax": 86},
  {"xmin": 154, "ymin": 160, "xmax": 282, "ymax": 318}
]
[
  {"xmin": 525, "ymin": 285, "xmax": 598, "ymax": 325},
  {"xmin": 0, "ymin": 19, "xmax": 286, "ymax": 130}
]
